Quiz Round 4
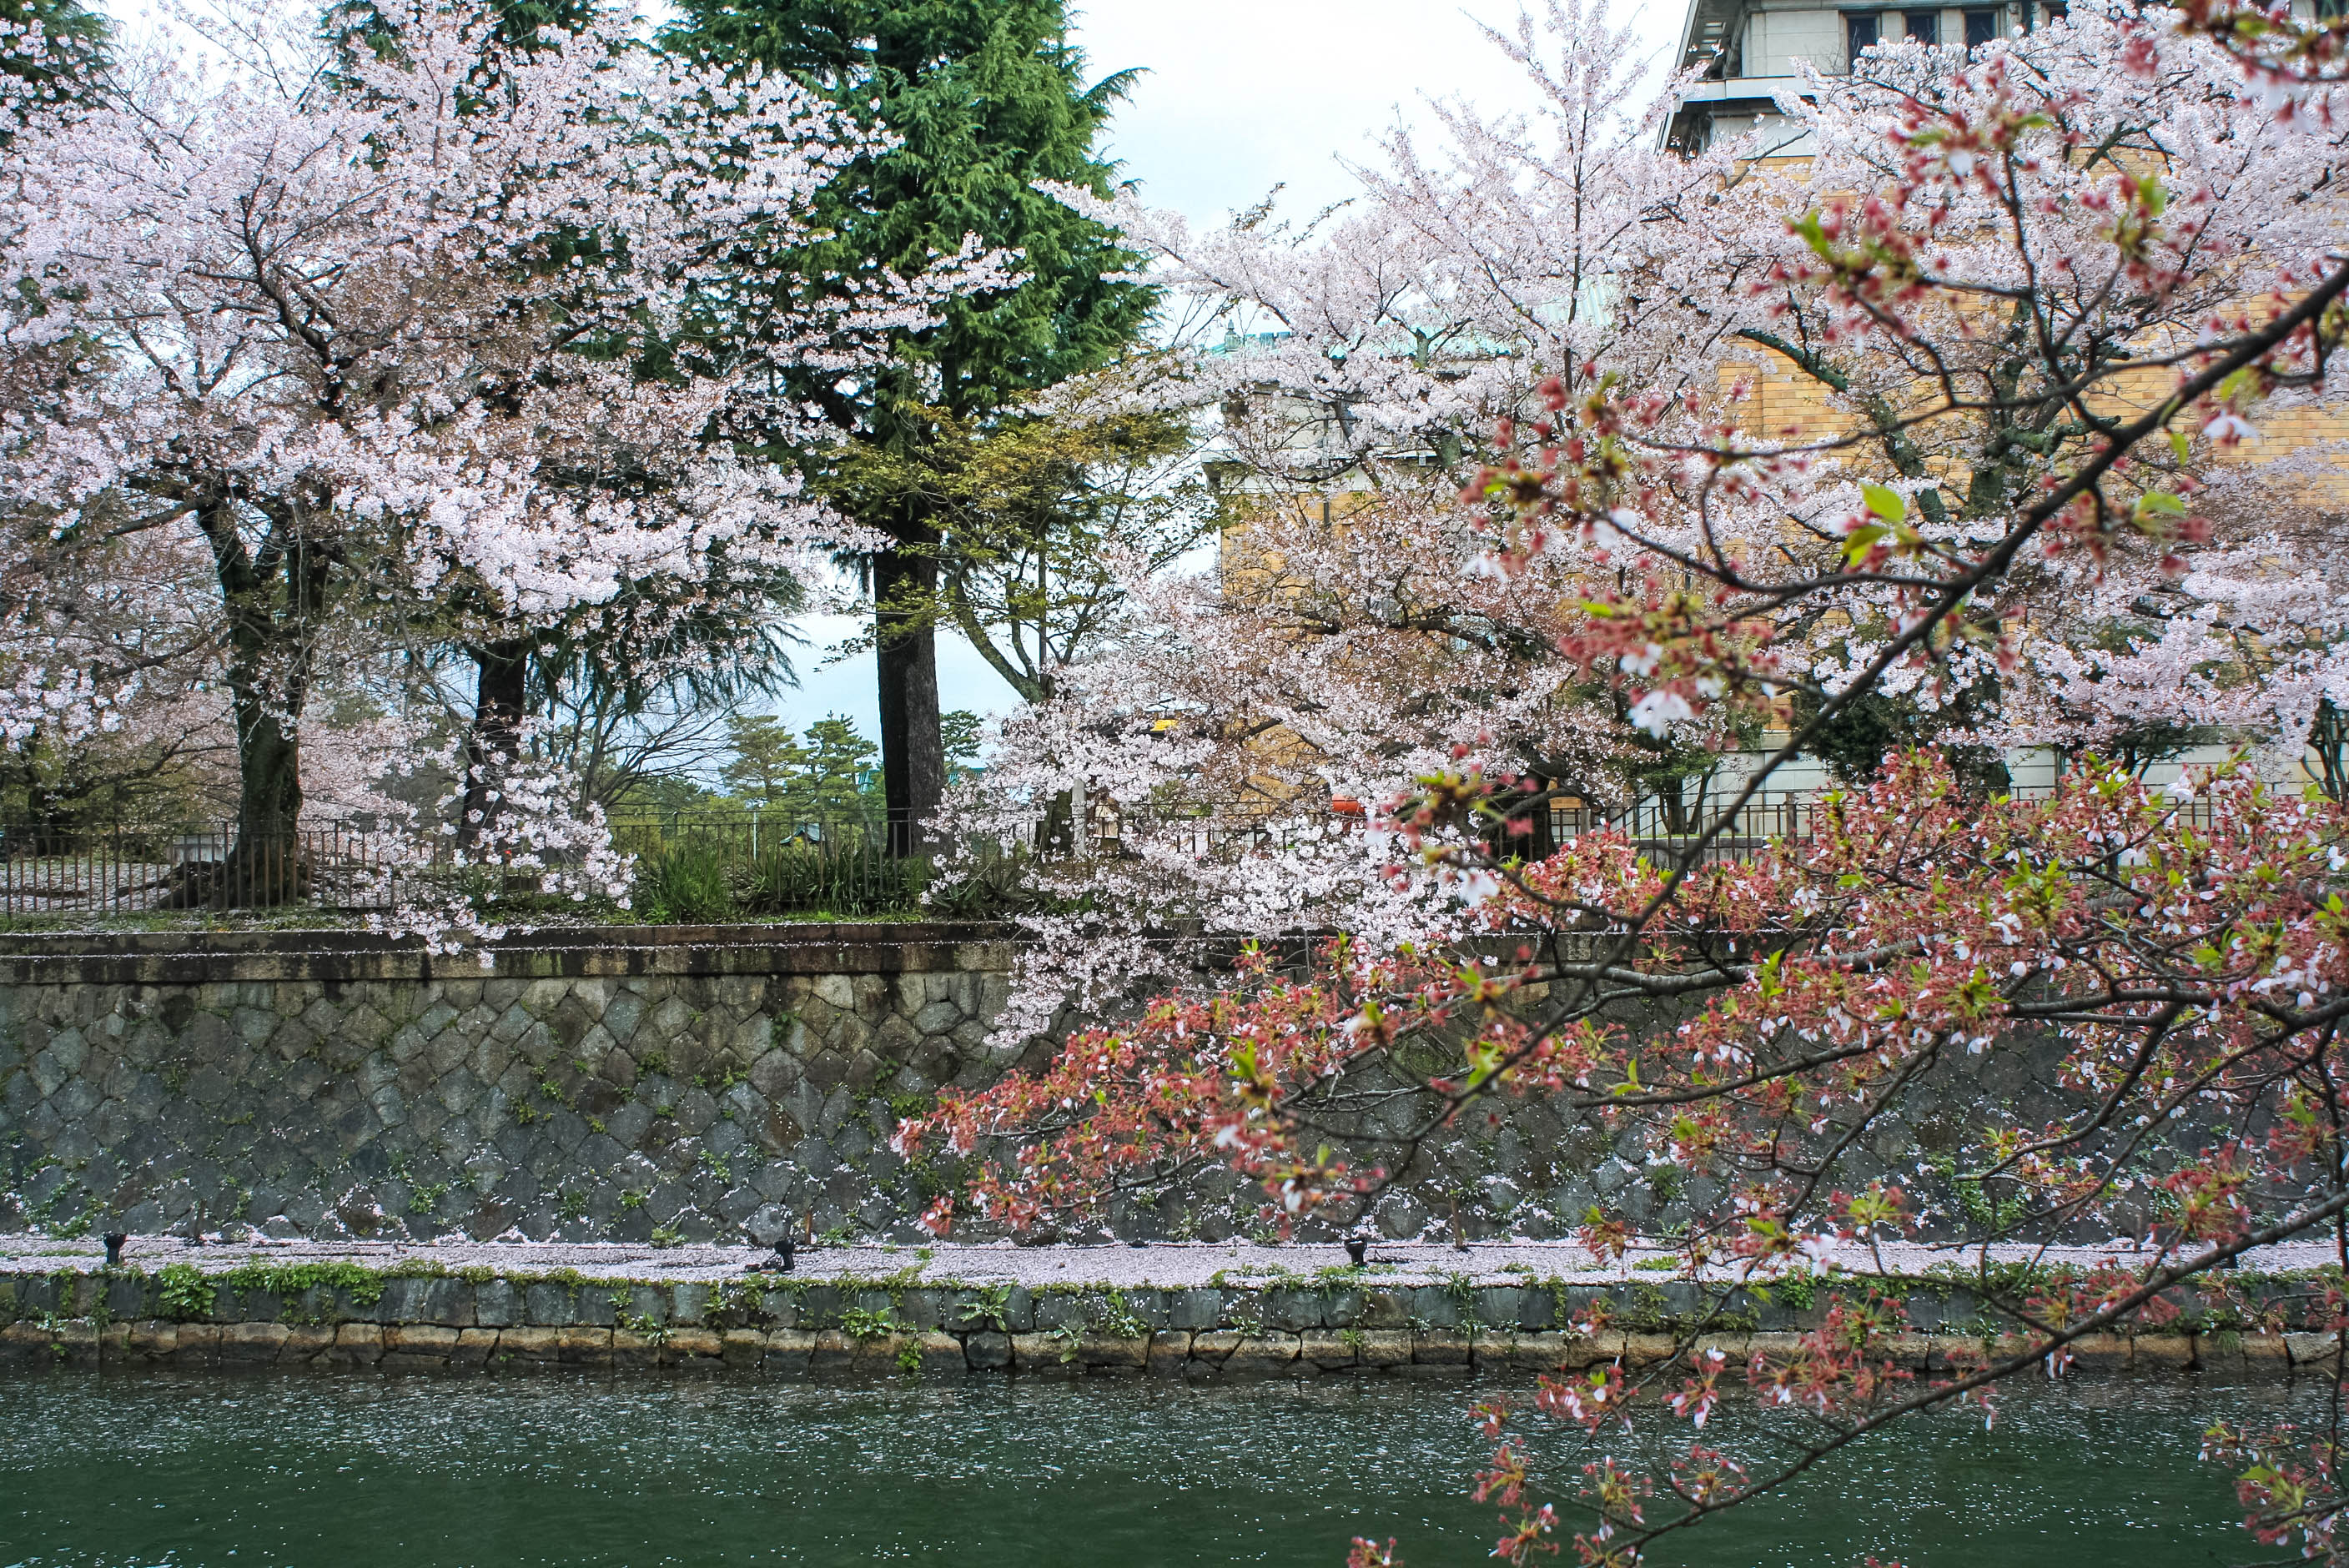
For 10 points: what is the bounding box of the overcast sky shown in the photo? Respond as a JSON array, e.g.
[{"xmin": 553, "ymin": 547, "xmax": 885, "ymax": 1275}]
[{"xmin": 772, "ymin": 0, "xmax": 1688, "ymax": 742}]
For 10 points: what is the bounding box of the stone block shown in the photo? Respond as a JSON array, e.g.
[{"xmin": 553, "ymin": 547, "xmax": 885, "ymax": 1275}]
[
  {"xmin": 50, "ymin": 1319, "xmax": 100, "ymax": 1363},
  {"xmin": 1145, "ymin": 1331, "xmax": 1190, "ymax": 1375},
  {"xmin": 1032, "ymin": 1292, "xmax": 1088, "ymax": 1332},
  {"xmin": 218, "ymin": 1322, "xmax": 290, "ymax": 1364},
  {"xmin": 914, "ymin": 1332, "xmax": 966, "ymax": 1375},
  {"xmin": 1263, "ymin": 1289, "xmax": 1324, "ymax": 1332},
  {"xmin": 763, "ymin": 1329, "xmax": 817, "ymax": 1372},
  {"xmin": 1073, "ymin": 1334, "xmax": 1148, "ymax": 1370},
  {"xmin": 1503, "ymin": 1332, "xmax": 1586, "ymax": 1371},
  {"xmin": 496, "ymin": 1327, "xmax": 561, "ymax": 1366},
  {"xmin": 2064, "ymin": 1334, "xmax": 2131, "ymax": 1374},
  {"xmin": 1411, "ymin": 1334, "xmax": 1471, "ymax": 1366},
  {"xmin": 556, "ymin": 1327, "xmax": 614, "ymax": 1368},
  {"xmin": 451, "ymin": 1329, "xmax": 500, "ymax": 1368},
  {"xmin": 808, "ymin": 1330, "xmax": 856, "ymax": 1371},
  {"xmin": 610, "ymin": 1330, "xmax": 659, "ymax": 1370},
  {"xmin": 383, "ymin": 1324, "xmax": 460, "ymax": 1364},
  {"xmin": 1224, "ymin": 1333, "xmax": 1302, "ymax": 1376},
  {"xmin": 1167, "ymin": 1289, "xmax": 1222, "ymax": 1331},
  {"xmin": 1300, "ymin": 1331, "xmax": 1358, "ymax": 1370},
  {"xmin": 473, "ymin": 1280, "xmax": 518, "ymax": 1328},
  {"xmin": 1010, "ymin": 1333, "xmax": 1079, "ymax": 1374},
  {"xmin": 0, "ymin": 1322, "xmax": 59, "ymax": 1364},
  {"xmin": 172, "ymin": 1323, "xmax": 221, "ymax": 1365},
  {"xmin": 664, "ymin": 1329, "xmax": 725, "ymax": 1365},
  {"xmin": 2242, "ymin": 1334, "xmax": 2291, "ymax": 1377},
  {"xmin": 123, "ymin": 1320, "xmax": 179, "ymax": 1361},
  {"xmin": 524, "ymin": 1284, "xmax": 575, "ymax": 1326},
  {"xmin": 2287, "ymin": 1331, "xmax": 2341, "ymax": 1368},
  {"xmin": 2132, "ymin": 1334, "xmax": 2197, "ymax": 1371},
  {"xmin": 278, "ymin": 1325, "xmax": 336, "ymax": 1366},
  {"xmin": 965, "ymin": 1332, "xmax": 1014, "ymax": 1370}
]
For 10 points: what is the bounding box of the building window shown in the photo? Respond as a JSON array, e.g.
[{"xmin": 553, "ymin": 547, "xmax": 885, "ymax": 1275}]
[
  {"xmin": 1905, "ymin": 9, "xmax": 1940, "ymax": 43},
  {"xmin": 1964, "ymin": 7, "xmax": 1998, "ymax": 45},
  {"xmin": 2024, "ymin": 0, "xmax": 2067, "ymax": 27},
  {"xmin": 1846, "ymin": 10, "xmax": 1881, "ymax": 64},
  {"xmin": 2320, "ymin": 0, "xmax": 2347, "ymax": 22}
]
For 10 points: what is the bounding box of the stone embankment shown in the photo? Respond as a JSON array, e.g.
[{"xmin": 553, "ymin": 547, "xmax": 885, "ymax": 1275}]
[
  {"xmin": 0, "ymin": 923, "xmax": 2158, "ymax": 1249},
  {"xmin": 1, "ymin": 1237, "xmax": 2338, "ymax": 1380},
  {"xmin": 0, "ymin": 924, "xmax": 1029, "ymax": 1245}
]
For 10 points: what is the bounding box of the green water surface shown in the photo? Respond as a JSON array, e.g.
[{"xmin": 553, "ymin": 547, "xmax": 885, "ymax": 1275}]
[{"xmin": 0, "ymin": 1372, "xmax": 2305, "ymax": 1566}]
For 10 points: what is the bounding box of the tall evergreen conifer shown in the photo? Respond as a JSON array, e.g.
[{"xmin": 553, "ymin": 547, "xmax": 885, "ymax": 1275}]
[
  {"xmin": 661, "ymin": 0, "xmax": 1154, "ymax": 852},
  {"xmin": 1, "ymin": 0, "xmax": 107, "ymax": 124}
]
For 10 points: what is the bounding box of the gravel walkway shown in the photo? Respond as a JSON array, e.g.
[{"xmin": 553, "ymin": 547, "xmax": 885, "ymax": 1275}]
[{"xmin": 2, "ymin": 1234, "xmax": 2334, "ymax": 1285}]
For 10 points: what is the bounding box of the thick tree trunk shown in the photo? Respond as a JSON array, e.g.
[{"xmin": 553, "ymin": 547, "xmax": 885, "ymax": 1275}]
[
  {"xmin": 460, "ymin": 640, "xmax": 532, "ymax": 847},
  {"xmin": 192, "ymin": 498, "xmax": 326, "ymax": 907},
  {"xmin": 224, "ymin": 693, "xmax": 305, "ymax": 904},
  {"xmin": 873, "ymin": 545, "xmax": 946, "ymax": 857}
]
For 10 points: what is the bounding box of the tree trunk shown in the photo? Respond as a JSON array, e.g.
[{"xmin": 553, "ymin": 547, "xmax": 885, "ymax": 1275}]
[
  {"xmin": 193, "ymin": 497, "xmax": 326, "ymax": 907},
  {"xmin": 226, "ymin": 691, "xmax": 304, "ymax": 903},
  {"xmin": 460, "ymin": 639, "xmax": 532, "ymax": 848},
  {"xmin": 873, "ymin": 544, "xmax": 945, "ymax": 857}
]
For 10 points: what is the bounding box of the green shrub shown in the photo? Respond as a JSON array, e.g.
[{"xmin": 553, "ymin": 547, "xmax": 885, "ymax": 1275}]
[
  {"xmin": 634, "ymin": 837, "xmax": 737, "ymax": 923},
  {"xmin": 155, "ymin": 1262, "xmax": 217, "ymax": 1320},
  {"xmin": 841, "ymin": 1305, "xmax": 906, "ymax": 1340},
  {"xmin": 732, "ymin": 839, "xmax": 920, "ymax": 917}
]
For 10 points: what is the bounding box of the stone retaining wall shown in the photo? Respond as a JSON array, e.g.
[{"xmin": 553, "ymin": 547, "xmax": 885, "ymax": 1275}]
[
  {"xmin": 0, "ymin": 926, "xmax": 1027, "ymax": 1246},
  {"xmin": 0, "ymin": 925, "xmax": 2188, "ymax": 1249},
  {"xmin": 1, "ymin": 1263, "xmax": 2335, "ymax": 1380}
]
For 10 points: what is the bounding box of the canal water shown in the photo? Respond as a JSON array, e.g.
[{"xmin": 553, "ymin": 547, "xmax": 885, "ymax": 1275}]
[{"xmin": 0, "ymin": 1373, "xmax": 2302, "ymax": 1565}]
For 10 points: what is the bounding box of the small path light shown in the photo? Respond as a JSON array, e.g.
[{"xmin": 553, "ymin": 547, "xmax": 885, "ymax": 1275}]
[
  {"xmin": 103, "ymin": 1233, "xmax": 126, "ymax": 1267},
  {"xmin": 1345, "ymin": 1235, "xmax": 1371, "ymax": 1266}
]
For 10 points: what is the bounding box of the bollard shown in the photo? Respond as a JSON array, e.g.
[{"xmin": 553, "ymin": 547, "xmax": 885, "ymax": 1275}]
[{"xmin": 103, "ymin": 1233, "xmax": 127, "ymax": 1267}]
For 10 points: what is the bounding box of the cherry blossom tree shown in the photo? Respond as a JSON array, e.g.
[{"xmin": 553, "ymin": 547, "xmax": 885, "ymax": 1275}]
[
  {"xmin": 0, "ymin": 0, "xmax": 985, "ymax": 897},
  {"xmin": 912, "ymin": 1, "xmax": 2349, "ymax": 1560}
]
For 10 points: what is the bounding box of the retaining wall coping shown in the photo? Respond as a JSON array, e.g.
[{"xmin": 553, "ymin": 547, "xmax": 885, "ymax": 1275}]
[
  {"xmin": 5, "ymin": 1235, "xmax": 2336, "ymax": 1380},
  {"xmin": 0, "ymin": 922, "xmax": 1020, "ymax": 984}
]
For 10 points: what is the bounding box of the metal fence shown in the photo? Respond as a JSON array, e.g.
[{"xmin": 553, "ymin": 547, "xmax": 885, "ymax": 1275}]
[
  {"xmin": 1547, "ymin": 791, "xmax": 1818, "ymax": 867},
  {"xmin": 0, "ymin": 786, "xmax": 2235, "ymax": 918},
  {"xmin": 0, "ymin": 822, "xmax": 405, "ymax": 916}
]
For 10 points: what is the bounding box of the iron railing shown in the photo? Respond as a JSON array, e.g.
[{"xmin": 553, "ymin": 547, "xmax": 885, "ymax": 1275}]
[
  {"xmin": 0, "ymin": 822, "xmax": 405, "ymax": 915},
  {"xmin": 0, "ymin": 786, "xmax": 2235, "ymax": 919}
]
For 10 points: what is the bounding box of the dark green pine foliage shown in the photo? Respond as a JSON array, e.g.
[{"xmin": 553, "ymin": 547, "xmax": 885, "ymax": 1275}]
[
  {"xmin": 1, "ymin": 0, "xmax": 108, "ymax": 122},
  {"xmin": 661, "ymin": 0, "xmax": 1154, "ymax": 853}
]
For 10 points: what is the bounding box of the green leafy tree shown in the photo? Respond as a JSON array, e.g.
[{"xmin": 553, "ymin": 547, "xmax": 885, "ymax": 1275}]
[
  {"xmin": 940, "ymin": 707, "xmax": 984, "ymax": 783},
  {"xmin": 720, "ymin": 713, "xmax": 801, "ymax": 807},
  {"xmin": 824, "ymin": 395, "xmax": 1215, "ymax": 706},
  {"xmin": 659, "ymin": 0, "xmax": 1155, "ymax": 852},
  {"xmin": 1, "ymin": 0, "xmax": 106, "ymax": 125},
  {"xmin": 772, "ymin": 715, "xmax": 880, "ymax": 825}
]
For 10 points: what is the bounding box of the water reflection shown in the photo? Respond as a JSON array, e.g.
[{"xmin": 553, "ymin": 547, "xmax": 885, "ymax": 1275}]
[{"xmin": 0, "ymin": 1372, "xmax": 2301, "ymax": 1565}]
